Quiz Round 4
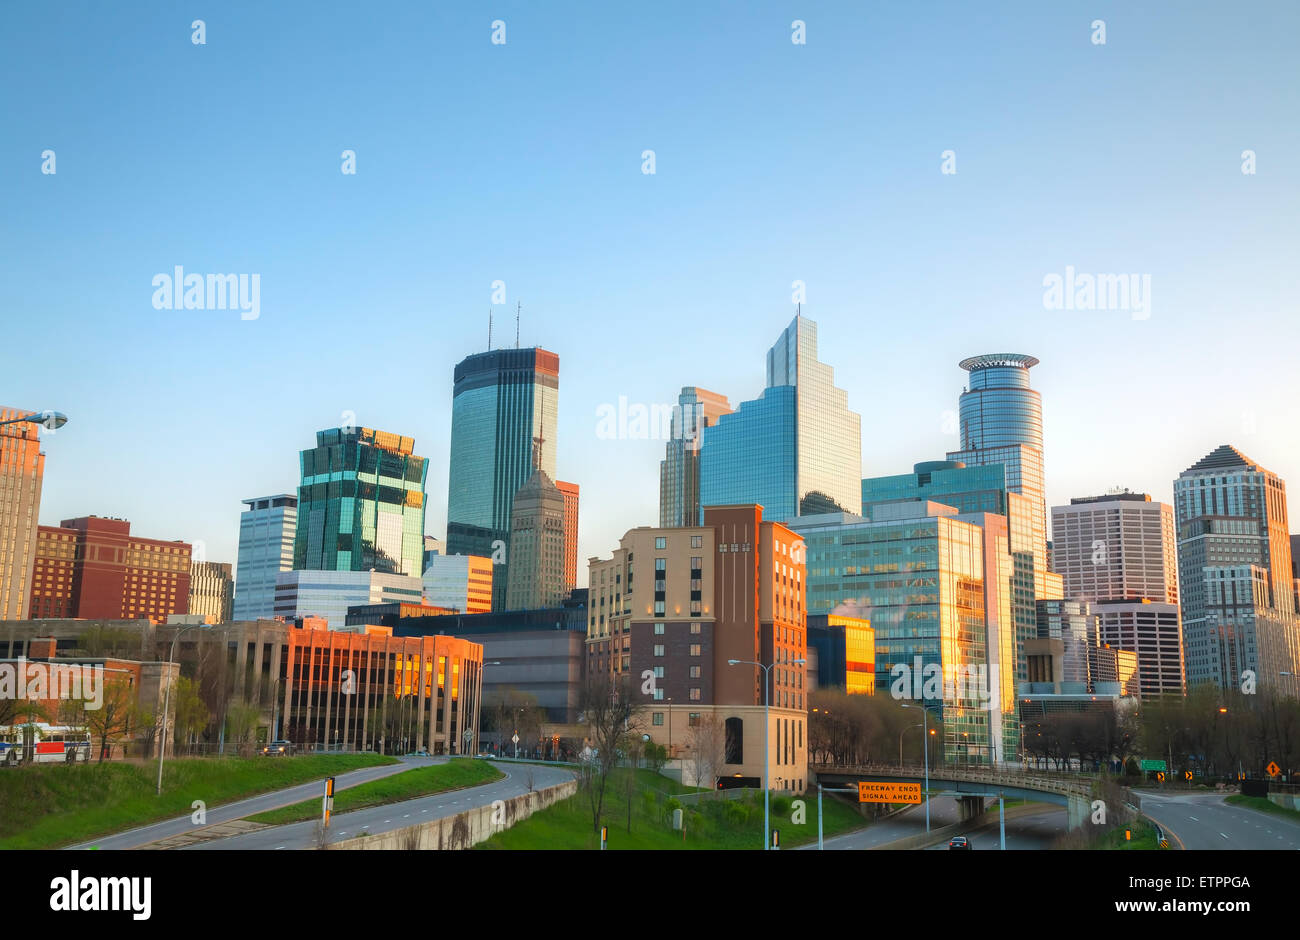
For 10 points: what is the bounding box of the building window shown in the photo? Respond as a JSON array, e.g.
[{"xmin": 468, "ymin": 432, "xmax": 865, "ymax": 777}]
[
  {"xmin": 653, "ymin": 712, "xmax": 664, "ymax": 726},
  {"xmin": 654, "ymin": 644, "xmax": 665, "ymax": 657},
  {"xmin": 654, "ymin": 601, "xmax": 665, "ymax": 615},
  {"xmin": 690, "ymin": 665, "xmax": 701, "ymax": 678},
  {"xmin": 691, "ymin": 535, "xmax": 702, "ymax": 548},
  {"xmin": 690, "ymin": 622, "xmax": 701, "ymax": 635},
  {"xmin": 654, "ymin": 622, "xmax": 665, "ymax": 635},
  {"xmin": 689, "ymin": 644, "xmax": 701, "ymax": 657},
  {"xmin": 689, "ymin": 688, "xmax": 701, "ymax": 701},
  {"xmin": 654, "ymin": 666, "xmax": 664, "ymax": 678},
  {"xmin": 654, "ymin": 688, "xmax": 665, "ymax": 701},
  {"xmin": 655, "ymin": 537, "xmax": 667, "ymax": 550},
  {"xmin": 688, "ymin": 712, "xmax": 701, "ymax": 726}
]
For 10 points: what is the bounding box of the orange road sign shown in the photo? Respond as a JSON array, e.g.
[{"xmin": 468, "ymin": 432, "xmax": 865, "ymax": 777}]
[
  {"xmin": 858, "ymin": 781, "xmax": 922, "ymax": 804},
  {"xmin": 1267, "ymin": 761, "xmax": 1281, "ymax": 778},
  {"xmin": 1156, "ymin": 772, "xmax": 1165, "ymax": 782},
  {"xmin": 1184, "ymin": 771, "xmax": 1193, "ymax": 781}
]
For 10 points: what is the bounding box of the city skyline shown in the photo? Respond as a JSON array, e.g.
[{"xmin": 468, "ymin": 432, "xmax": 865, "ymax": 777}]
[{"xmin": 5, "ymin": 1, "xmax": 1298, "ymax": 587}]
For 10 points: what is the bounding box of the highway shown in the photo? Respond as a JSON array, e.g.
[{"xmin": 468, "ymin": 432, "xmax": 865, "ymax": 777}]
[
  {"xmin": 187, "ymin": 760, "xmax": 576, "ymax": 850},
  {"xmin": 70, "ymin": 756, "xmax": 433, "ymax": 850},
  {"xmin": 805, "ymin": 796, "xmax": 1065, "ymax": 850},
  {"xmin": 1138, "ymin": 790, "xmax": 1300, "ymax": 850}
]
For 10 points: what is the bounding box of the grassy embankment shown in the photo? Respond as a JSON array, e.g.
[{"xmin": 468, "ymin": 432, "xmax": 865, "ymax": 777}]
[
  {"xmin": 0, "ymin": 753, "xmax": 398, "ymax": 850},
  {"xmin": 479, "ymin": 767, "xmax": 872, "ymax": 850}
]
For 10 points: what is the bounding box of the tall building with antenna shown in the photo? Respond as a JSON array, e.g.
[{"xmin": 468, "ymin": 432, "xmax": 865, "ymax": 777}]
[{"xmin": 446, "ymin": 327, "xmax": 559, "ymax": 610}]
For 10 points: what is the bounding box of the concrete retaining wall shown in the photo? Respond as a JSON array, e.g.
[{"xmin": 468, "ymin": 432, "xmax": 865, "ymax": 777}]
[
  {"xmin": 329, "ymin": 779, "xmax": 578, "ymax": 850},
  {"xmin": 1268, "ymin": 792, "xmax": 1299, "ymax": 811}
]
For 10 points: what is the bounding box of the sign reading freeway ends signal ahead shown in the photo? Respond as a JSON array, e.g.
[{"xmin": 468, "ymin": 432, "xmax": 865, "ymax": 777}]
[{"xmin": 858, "ymin": 782, "xmax": 923, "ymax": 804}]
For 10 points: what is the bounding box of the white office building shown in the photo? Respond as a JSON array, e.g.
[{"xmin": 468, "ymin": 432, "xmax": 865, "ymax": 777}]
[{"xmin": 233, "ymin": 494, "xmax": 298, "ymax": 621}]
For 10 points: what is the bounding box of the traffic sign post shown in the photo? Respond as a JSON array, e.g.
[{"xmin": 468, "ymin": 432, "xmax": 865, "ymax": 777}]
[
  {"xmin": 513, "ymin": 732, "xmax": 520, "ymax": 759},
  {"xmin": 600, "ymin": 826, "xmax": 607, "ymax": 851},
  {"xmin": 323, "ymin": 776, "xmax": 335, "ymax": 828},
  {"xmin": 1267, "ymin": 761, "xmax": 1281, "ymax": 778}
]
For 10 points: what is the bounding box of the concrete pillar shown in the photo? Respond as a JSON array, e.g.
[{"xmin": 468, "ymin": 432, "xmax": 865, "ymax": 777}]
[
  {"xmin": 1067, "ymin": 794, "xmax": 1090, "ymax": 830},
  {"xmin": 957, "ymin": 795, "xmax": 985, "ymax": 821}
]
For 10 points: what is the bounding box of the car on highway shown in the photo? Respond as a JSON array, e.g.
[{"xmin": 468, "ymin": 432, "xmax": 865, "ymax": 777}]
[
  {"xmin": 259, "ymin": 740, "xmax": 296, "ymax": 756},
  {"xmin": 948, "ymin": 836, "xmax": 972, "ymax": 850}
]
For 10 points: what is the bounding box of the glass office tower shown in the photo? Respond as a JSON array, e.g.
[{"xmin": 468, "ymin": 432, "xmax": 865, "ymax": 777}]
[
  {"xmin": 946, "ymin": 355, "xmax": 1049, "ymax": 588},
  {"xmin": 293, "ymin": 427, "xmax": 427, "ymax": 576},
  {"xmin": 789, "ymin": 502, "xmax": 995, "ymax": 764},
  {"xmin": 446, "ymin": 347, "xmax": 559, "ymax": 610},
  {"xmin": 233, "ymin": 494, "xmax": 297, "ymax": 621},
  {"xmin": 1174, "ymin": 444, "xmax": 1299, "ymax": 692},
  {"xmin": 699, "ymin": 315, "xmax": 861, "ymax": 522}
]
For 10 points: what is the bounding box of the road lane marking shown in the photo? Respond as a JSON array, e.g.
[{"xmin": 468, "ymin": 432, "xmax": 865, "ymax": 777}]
[
  {"xmin": 1220, "ymin": 833, "xmax": 1228, "ymax": 839},
  {"xmin": 1189, "ymin": 816, "xmax": 1199, "ymax": 821}
]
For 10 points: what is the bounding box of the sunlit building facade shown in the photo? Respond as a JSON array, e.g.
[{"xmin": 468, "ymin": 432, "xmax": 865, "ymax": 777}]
[
  {"xmin": 0, "ymin": 408, "xmax": 45, "ymax": 620},
  {"xmin": 293, "ymin": 427, "xmax": 427, "ymax": 577},
  {"xmin": 659, "ymin": 387, "xmax": 733, "ymax": 527}
]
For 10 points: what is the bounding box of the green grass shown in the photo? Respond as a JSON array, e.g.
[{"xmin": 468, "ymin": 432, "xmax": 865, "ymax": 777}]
[
  {"xmin": 0, "ymin": 753, "xmax": 398, "ymax": 850},
  {"xmin": 1225, "ymin": 794, "xmax": 1300, "ymax": 823},
  {"xmin": 245, "ymin": 759, "xmax": 503, "ymax": 825},
  {"xmin": 479, "ymin": 768, "xmax": 870, "ymax": 850},
  {"xmin": 1096, "ymin": 819, "xmax": 1161, "ymax": 850}
]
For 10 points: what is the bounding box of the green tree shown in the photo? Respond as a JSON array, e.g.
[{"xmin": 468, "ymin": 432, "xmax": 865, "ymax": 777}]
[
  {"xmin": 171, "ymin": 676, "xmax": 209, "ymax": 754},
  {"xmin": 84, "ymin": 679, "xmax": 136, "ymax": 763}
]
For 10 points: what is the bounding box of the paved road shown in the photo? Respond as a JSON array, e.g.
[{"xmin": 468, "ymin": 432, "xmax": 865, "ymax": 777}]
[
  {"xmin": 70, "ymin": 756, "xmax": 434, "ymax": 850},
  {"xmin": 188, "ymin": 761, "xmax": 576, "ymax": 850},
  {"xmin": 805, "ymin": 797, "xmax": 1065, "ymax": 851},
  {"xmin": 922, "ymin": 807, "xmax": 1065, "ymax": 850},
  {"xmin": 1138, "ymin": 790, "xmax": 1300, "ymax": 850}
]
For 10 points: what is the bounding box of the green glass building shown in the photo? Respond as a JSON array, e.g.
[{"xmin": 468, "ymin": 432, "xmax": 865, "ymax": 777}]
[{"xmin": 293, "ymin": 426, "xmax": 428, "ymax": 576}]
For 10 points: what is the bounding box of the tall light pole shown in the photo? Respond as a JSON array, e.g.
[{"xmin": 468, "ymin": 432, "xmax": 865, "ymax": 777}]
[
  {"xmin": 157, "ymin": 623, "xmax": 206, "ymax": 795},
  {"xmin": 727, "ymin": 656, "xmax": 805, "ymax": 851},
  {"xmin": 901, "ymin": 702, "xmax": 940, "ymax": 832}
]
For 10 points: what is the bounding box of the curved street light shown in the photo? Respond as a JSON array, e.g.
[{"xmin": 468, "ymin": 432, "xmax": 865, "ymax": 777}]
[{"xmin": 0, "ymin": 410, "xmax": 68, "ymax": 431}]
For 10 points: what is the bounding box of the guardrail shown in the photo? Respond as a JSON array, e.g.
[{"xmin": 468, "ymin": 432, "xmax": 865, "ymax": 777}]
[{"xmin": 811, "ymin": 763, "xmax": 1096, "ymax": 798}]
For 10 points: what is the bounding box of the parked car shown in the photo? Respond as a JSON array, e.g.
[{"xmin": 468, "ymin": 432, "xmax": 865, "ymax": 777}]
[
  {"xmin": 948, "ymin": 836, "xmax": 972, "ymax": 850},
  {"xmin": 259, "ymin": 740, "xmax": 295, "ymax": 756}
]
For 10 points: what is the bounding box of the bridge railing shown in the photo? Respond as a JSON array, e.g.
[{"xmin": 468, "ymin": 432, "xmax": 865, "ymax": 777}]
[{"xmin": 810, "ymin": 763, "xmax": 1096, "ymax": 798}]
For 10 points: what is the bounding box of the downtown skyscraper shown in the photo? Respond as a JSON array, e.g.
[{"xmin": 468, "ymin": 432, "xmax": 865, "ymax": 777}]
[
  {"xmin": 699, "ymin": 315, "xmax": 861, "ymax": 522},
  {"xmin": 233, "ymin": 494, "xmax": 298, "ymax": 621},
  {"xmin": 659, "ymin": 386, "xmax": 732, "ymax": 527},
  {"xmin": 1174, "ymin": 445, "xmax": 1299, "ymax": 694},
  {"xmin": 293, "ymin": 426, "xmax": 428, "ymax": 576},
  {"xmin": 446, "ymin": 347, "xmax": 559, "ymax": 610}
]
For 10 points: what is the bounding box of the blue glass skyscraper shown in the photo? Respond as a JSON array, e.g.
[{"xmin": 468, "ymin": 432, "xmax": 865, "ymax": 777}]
[{"xmin": 699, "ymin": 314, "xmax": 860, "ymax": 522}]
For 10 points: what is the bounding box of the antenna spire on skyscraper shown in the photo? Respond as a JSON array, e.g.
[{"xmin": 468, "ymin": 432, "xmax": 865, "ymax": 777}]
[
  {"xmin": 488, "ymin": 309, "xmax": 493, "ymax": 350},
  {"xmin": 516, "ymin": 301, "xmax": 521, "ymax": 349}
]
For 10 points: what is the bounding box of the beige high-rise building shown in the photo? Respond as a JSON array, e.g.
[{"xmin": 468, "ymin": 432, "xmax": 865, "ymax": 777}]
[
  {"xmin": 0, "ymin": 408, "xmax": 46, "ymax": 620},
  {"xmin": 505, "ymin": 467, "xmax": 567, "ymax": 611},
  {"xmin": 189, "ymin": 561, "xmax": 235, "ymax": 623},
  {"xmin": 1051, "ymin": 493, "xmax": 1178, "ymax": 605},
  {"xmin": 659, "ymin": 386, "xmax": 732, "ymax": 527}
]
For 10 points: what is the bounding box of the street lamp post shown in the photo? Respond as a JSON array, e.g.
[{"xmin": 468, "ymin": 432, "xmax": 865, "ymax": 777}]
[
  {"xmin": 901, "ymin": 703, "xmax": 940, "ymax": 832},
  {"xmin": 727, "ymin": 656, "xmax": 805, "ymax": 851},
  {"xmin": 156, "ymin": 623, "xmax": 206, "ymax": 795}
]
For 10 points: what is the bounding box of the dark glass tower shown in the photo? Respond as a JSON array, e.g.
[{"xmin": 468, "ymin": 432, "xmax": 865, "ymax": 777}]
[
  {"xmin": 446, "ymin": 347, "xmax": 559, "ymax": 610},
  {"xmin": 292, "ymin": 426, "xmax": 427, "ymax": 576}
]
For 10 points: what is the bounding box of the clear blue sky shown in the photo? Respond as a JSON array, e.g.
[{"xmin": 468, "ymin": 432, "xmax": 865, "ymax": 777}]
[{"xmin": 3, "ymin": 1, "xmax": 1298, "ymax": 584}]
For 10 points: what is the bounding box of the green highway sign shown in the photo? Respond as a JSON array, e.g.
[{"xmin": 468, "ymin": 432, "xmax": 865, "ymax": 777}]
[{"xmin": 1140, "ymin": 760, "xmax": 1167, "ymax": 771}]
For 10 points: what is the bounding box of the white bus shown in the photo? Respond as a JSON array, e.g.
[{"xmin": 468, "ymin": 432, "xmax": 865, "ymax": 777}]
[{"xmin": 0, "ymin": 724, "xmax": 92, "ymax": 765}]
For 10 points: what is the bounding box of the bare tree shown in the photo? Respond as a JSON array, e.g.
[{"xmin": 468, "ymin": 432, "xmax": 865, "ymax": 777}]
[
  {"xmin": 578, "ymin": 672, "xmax": 643, "ymax": 834},
  {"xmin": 687, "ymin": 713, "xmax": 725, "ymax": 791}
]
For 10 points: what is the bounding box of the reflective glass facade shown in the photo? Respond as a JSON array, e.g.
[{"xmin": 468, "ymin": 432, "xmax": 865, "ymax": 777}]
[
  {"xmin": 699, "ymin": 316, "xmax": 861, "ymax": 523},
  {"xmin": 446, "ymin": 348, "xmax": 559, "ymax": 610},
  {"xmin": 790, "ymin": 505, "xmax": 993, "ymax": 764},
  {"xmin": 659, "ymin": 387, "xmax": 732, "ymax": 527},
  {"xmin": 233, "ymin": 494, "xmax": 297, "ymax": 621},
  {"xmin": 293, "ymin": 428, "xmax": 427, "ymax": 577}
]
